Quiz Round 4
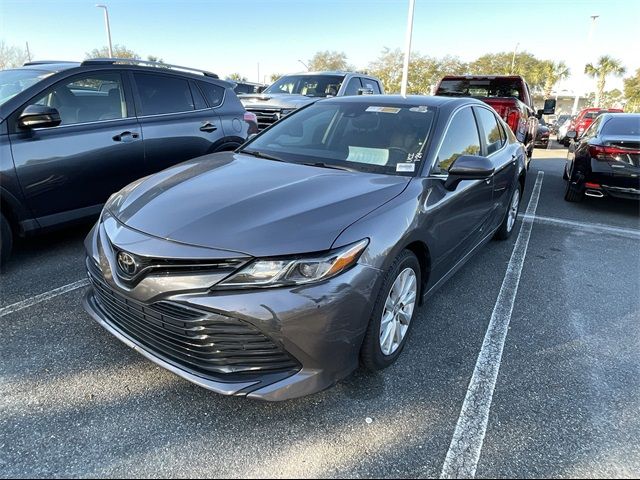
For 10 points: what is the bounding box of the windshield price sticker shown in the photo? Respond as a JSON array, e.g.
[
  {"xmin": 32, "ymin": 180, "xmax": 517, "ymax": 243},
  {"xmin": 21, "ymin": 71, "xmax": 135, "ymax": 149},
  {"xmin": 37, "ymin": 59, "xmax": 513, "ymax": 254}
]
[
  {"xmin": 406, "ymin": 152, "xmax": 423, "ymax": 162},
  {"xmin": 396, "ymin": 163, "xmax": 416, "ymax": 172},
  {"xmin": 366, "ymin": 106, "xmax": 401, "ymax": 114}
]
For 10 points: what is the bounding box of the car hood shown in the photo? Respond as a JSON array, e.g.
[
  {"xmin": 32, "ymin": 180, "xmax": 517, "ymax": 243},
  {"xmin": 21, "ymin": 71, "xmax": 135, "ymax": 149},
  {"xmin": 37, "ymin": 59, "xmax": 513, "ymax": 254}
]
[
  {"xmin": 239, "ymin": 93, "xmax": 319, "ymax": 109},
  {"xmin": 108, "ymin": 152, "xmax": 409, "ymax": 257}
]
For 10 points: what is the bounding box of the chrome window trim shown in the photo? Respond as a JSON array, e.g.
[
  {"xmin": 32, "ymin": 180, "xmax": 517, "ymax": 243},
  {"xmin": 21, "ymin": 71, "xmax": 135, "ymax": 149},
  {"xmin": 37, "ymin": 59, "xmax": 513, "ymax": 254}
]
[
  {"xmin": 136, "ymin": 106, "xmax": 215, "ymax": 120},
  {"xmin": 32, "ymin": 116, "xmax": 137, "ymax": 130}
]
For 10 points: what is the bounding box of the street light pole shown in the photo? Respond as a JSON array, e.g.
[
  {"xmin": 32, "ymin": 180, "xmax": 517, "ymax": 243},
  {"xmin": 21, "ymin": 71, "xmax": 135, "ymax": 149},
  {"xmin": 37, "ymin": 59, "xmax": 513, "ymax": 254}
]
[
  {"xmin": 510, "ymin": 42, "xmax": 520, "ymax": 74},
  {"xmin": 297, "ymin": 59, "xmax": 309, "ymax": 71},
  {"xmin": 572, "ymin": 14, "xmax": 599, "ymax": 114},
  {"xmin": 95, "ymin": 5, "xmax": 113, "ymax": 58},
  {"xmin": 400, "ymin": 0, "xmax": 415, "ymax": 97}
]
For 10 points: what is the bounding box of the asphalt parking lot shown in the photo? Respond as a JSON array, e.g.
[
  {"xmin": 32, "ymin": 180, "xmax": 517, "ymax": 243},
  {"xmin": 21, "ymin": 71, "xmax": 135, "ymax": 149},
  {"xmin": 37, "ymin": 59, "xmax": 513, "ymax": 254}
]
[{"xmin": 1, "ymin": 142, "xmax": 639, "ymax": 478}]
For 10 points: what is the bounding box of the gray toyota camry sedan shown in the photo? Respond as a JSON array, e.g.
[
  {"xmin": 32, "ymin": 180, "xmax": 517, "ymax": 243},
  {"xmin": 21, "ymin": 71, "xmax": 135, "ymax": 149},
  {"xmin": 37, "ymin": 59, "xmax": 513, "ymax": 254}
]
[{"xmin": 83, "ymin": 95, "xmax": 527, "ymax": 401}]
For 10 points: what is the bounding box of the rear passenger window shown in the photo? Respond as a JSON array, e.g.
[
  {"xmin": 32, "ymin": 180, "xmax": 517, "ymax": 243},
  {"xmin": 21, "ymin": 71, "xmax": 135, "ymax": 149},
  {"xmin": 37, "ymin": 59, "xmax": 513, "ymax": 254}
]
[
  {"xmin": 189, "ymin": 81, "xmax": 208, "ymax": 109},
  {"xmin": 134, "ymin": 73, "xmax": 194, "ymax": 115},
  {"xmin": 433, "ymin": 107, "xmax": 481, "ymax": 173},
  {"xmin": 362, "ymin": 79, "xmax": 381, "ymax": 94},
  {"xmin": 474, "ymin": 107, "xmax": 505, "ymax": 155},
  {"xmin": 198, "ymin": 81, "xmax": 225, "ymax": 108}
]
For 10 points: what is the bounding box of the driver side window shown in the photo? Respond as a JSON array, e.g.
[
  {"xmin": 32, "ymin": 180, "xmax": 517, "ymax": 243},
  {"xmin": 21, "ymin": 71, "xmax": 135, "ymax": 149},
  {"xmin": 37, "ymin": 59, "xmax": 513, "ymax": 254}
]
[
  {"xmin": 432, "ymin": 107, "xmax": 481, "ymax": 174},
  {"xmin": 30, "ymin": 72, "xmax": 127, "ymax": 126}
]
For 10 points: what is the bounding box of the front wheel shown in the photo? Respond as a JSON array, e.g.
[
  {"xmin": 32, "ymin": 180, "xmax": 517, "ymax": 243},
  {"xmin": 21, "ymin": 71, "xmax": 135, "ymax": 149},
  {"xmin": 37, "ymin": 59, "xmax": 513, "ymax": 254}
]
[
  {"xmin": 495, "ymin": 183, "xmax": 521, "ymax": 240},
  {"xmin": 360, "ymin": 250, "xmax": 421, "ymax": 371}
]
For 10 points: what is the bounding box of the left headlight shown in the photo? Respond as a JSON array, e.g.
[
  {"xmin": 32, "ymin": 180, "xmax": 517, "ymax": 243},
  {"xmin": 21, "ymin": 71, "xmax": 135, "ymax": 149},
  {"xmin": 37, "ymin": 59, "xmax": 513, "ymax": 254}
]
[{"xmin": 217, "ymin": 239, "xmax": 369, "ymax": 289}]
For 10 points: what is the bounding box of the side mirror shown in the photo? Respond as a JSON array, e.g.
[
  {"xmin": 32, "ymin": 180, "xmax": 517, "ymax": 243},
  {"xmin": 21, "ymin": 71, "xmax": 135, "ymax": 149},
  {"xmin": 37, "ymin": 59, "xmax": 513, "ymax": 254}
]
[
  {"xmin": 444, "ymin": 155, "xmax": 495, "ymax": 191},
  {"xmin": 542, "ymin": 98, "xmax": 556, "ymax": 115},
  {"xmin": 18, "ymin": 105, "xmax": 61, "ymax": 129},
  {"xmin": 357, "ymin": 88, "xmax": 374, "ymax": 95},
  {"xmin": 566, "ymin": 130, "xmax": 577, "ymax": 139}
]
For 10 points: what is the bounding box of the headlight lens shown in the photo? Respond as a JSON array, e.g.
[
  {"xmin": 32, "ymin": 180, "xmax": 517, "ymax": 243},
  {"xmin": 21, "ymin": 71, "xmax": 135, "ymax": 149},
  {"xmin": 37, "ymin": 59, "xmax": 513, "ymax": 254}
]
[{"xmin": 218, "ymin": 239, "xmax": 368, "ymax": 288}]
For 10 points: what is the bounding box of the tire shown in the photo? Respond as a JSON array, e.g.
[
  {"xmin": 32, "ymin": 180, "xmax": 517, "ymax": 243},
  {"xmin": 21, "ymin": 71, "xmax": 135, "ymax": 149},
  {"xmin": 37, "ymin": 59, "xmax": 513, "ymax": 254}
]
[
  {"xmin": 564, "ymin": 178, "xmax": 584, "ymax": 202},
  {"xmin": 495, "ymin": 183, "xmax": 522, "ymax": 240},
  {"xmin": 360, "ymin": 250, "xmax": 421, "ymax": 371},
  {"xmin": 0, "ymin": 212, "xmax": 13, "ymax": 266}
]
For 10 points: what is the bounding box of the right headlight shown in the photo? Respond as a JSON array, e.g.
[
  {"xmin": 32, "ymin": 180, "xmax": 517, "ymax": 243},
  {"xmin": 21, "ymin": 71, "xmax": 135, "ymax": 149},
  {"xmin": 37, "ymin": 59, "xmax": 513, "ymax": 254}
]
[{"xmin": 217, "ymin": 239, "xmax": 369, "ymax": 289}]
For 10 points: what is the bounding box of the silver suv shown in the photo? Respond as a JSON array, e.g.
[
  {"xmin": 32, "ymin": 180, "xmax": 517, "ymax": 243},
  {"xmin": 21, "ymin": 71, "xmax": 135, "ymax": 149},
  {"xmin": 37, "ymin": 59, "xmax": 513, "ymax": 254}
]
[{"xmin": 239, "ymin": 71, "xmax": 384, "ymax": 130}]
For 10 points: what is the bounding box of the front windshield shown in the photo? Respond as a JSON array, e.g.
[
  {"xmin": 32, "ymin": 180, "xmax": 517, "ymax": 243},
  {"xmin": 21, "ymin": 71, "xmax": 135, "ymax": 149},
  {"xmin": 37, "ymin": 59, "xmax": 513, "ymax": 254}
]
[
  {"xmin": 241, "ymin": 102, "xmax": 436, "ymax": 176},
  {"xmin": 0, "ymin": 69, "xmax": 52, "ymax": 107},
  {"xmin": 264, "ymin": 75, "xmax": 345, "ymax": 97}
]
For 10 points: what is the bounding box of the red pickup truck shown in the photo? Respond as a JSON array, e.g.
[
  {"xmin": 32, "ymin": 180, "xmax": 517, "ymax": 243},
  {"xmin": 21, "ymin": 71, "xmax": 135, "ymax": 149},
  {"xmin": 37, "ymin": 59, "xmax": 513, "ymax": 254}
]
[{"xmin": 435, "ymin": 75, "xmax": 556, "ymax": 161}]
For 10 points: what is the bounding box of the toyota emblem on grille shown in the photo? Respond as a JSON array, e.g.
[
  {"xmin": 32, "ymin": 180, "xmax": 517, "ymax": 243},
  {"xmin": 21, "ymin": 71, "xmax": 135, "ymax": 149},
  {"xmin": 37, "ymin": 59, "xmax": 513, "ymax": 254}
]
[{"xmin": 117, "ymin": 251, "xmax": 137, "ymax": 276}]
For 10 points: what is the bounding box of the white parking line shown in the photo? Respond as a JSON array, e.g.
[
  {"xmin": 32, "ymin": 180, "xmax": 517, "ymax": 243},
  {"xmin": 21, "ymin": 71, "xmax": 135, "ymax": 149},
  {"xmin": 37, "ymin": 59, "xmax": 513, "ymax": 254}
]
[
  {"xmin": 0, "ymin": 279, "xmax": 89, "ymax": 318},
  {"xmin": 440, "ymin": 171, "xmax": 544, "ymax": 479},
  {"xmin": 520, "ymin": 213, "xmax": 640, "ymax": 239}
]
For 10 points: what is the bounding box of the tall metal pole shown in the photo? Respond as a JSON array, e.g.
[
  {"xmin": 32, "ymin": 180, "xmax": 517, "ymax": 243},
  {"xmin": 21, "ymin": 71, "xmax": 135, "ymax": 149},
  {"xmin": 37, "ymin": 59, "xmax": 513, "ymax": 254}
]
[
  {"xmin": 95, "ymin": 5, "xmax": 113, "ymax": 57},
  {"xmin": 298, "ymin": 59, "xmax": 309, "ymax": 71},
  {"xmin": 510, "ymin": 42, "xmax": 520, "ymax": 74},
  {"xmin": 400, "ymin": 0, "xmax": 416, "ymax": 97},
  {"xmin": 25, "ymin": 42, "xmax": 32, "ymax": 62},
  {"xmin": 572, "ymin": 14, "xmax": 599, "ymax": 114}
]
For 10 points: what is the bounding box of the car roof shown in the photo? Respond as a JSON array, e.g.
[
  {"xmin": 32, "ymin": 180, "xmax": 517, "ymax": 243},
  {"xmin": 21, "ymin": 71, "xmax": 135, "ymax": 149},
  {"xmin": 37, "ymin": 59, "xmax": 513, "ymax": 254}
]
[
  {"xmin": 19, "ymin": 61, "xmax": 81, "ymax": 73},
  {"xmin": 316, "ymin": 94, "xmax": 481, "ymax": 109}
]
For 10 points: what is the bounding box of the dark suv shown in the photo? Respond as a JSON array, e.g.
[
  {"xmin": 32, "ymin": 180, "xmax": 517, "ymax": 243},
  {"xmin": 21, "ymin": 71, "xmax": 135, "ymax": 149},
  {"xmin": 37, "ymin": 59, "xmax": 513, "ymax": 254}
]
[{"xmin": 0, "ymin": 59, "xmax": 257, "ymax": 264}]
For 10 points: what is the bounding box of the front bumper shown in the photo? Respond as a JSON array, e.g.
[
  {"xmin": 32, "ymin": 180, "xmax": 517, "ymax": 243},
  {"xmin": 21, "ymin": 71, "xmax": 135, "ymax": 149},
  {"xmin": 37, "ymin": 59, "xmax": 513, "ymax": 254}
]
[{"xmin": 82, "ymin": 220, "xmax": 381, "ymax": 401}]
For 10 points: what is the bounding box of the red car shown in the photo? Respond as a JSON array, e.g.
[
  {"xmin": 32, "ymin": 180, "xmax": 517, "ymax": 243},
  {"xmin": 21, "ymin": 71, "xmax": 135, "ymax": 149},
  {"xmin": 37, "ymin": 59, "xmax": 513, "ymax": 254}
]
[{"xmin": 566, "ymin": 107, "xmax": 624, "ymax": 143}]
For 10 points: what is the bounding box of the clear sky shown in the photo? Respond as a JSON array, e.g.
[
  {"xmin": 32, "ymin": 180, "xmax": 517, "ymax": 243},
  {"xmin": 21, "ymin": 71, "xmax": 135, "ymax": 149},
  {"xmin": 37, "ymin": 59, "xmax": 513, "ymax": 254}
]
[{"xmin": 2, "ymin": 0, "xmax": 639, "ymax": 92}]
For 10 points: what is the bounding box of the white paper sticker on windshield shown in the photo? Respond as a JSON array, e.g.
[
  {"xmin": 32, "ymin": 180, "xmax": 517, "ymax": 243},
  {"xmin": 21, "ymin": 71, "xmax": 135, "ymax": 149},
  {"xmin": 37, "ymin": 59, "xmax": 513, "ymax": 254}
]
[
  {"xmin": 366, "ymin": 106, "xmax": 401, "ymax": 114},
  {"xmin": 396, "ymin": 163, "xmax": 415, "ymax": 172},
  {"xmin": 347, "ymin": 146, "xmax": 389, "ymax": 165}
]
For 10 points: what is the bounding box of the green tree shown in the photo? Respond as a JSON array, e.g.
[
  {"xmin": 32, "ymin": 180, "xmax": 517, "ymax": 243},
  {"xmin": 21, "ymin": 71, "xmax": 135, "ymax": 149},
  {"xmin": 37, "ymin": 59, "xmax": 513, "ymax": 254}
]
[
  {"xmin": 469, "ymin": 51, "xmax": 547, "ymax": 91},
  {"xmin": 307, "ymin": 50, "xmax": 353, "ymax": 72},
  {"xmin": 540, "ymin": 60, "xmax": 570, "ymax": 97},
  {"xmin": 623, "ymin": 68, "xmax": 640, "ymax": 112},
  {"xmin": 85, "ymin": 44, "xmax": 140, "ymax": 59},
  {"xmin": 227, "ymin": 73, "xmax": 248, "ymax": 82},
  {"xmin": 586, "ymin": 89, "xmax": 624, "ymax": 109},
  {"xmin": 146, "ymin": 55, "xmax": 164, "ymax": 63},
  {"xmin": 0, "ymin": 40, "xmax": 30, "ymax": 70},
  {"xmin": 585, "ymin": 55, "xmax": 626, "ymax": 108}
]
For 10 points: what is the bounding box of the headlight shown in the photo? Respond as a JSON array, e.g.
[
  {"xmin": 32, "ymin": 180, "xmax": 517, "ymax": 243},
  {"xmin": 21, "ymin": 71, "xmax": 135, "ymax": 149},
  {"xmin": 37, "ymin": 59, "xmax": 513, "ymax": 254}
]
[{"xmin": 217, "ymin": 239, "xmax": 368, "ymax": 289}]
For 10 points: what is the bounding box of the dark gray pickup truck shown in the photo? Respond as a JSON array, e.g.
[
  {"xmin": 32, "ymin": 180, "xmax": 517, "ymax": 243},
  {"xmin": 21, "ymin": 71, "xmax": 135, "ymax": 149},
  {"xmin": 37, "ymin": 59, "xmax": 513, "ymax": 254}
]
[{"xmin": 239, "ymin": 71, "xmax": 384, "ymax": 130}]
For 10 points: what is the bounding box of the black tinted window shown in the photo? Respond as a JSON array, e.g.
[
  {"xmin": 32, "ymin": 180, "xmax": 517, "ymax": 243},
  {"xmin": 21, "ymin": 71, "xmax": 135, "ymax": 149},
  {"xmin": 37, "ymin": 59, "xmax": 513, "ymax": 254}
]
[
  {"xmin": 601, "ymin": 116, "xmax": 640, "ymax": 136},
  {"xmin": 134, "ymin": 73, "xmax": 194, "ymax": 115},
  {"xmin": 474, "ymin": 107, "xmax": 505, "ymax": 155},
  {"xmin": 344, "ymin": 77, "xmax": 362, "ymax": 96},
  {"xmin": 190, "ymin": 82, "xmax": 208, "ymax": 109},
  {"xmin": 198, "ymin": 81, "xmax": 225, "ymax": 107},
  {"xmin": 32, "ymin": 72, "xmax": 126, "ymax": 125},
  {"xmin": 434, "ymin": 107, "xmax": 481, "ymax": 173}
]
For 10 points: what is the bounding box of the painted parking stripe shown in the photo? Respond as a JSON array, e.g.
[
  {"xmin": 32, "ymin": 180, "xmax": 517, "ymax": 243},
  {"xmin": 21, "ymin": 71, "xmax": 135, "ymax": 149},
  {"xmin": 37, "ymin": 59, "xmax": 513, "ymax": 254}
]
[
  {"xmin": 440, "ymin": 171, "xmax": 544, "ymax": 479},
  {"xmin": 0, "ymin": 279, "xmax": 89, "ymax": 318},
  {"xmin": 520, "ymin": 213, "xmax": 640, "ymax": 239}
]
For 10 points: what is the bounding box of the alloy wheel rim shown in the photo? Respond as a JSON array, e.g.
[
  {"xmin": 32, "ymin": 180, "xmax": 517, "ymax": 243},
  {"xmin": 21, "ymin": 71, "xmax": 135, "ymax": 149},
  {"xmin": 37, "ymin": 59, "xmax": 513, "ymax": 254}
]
[
  {"xmin": 507, "ymin": 188, "xmax": 520, "ymax": 232},
  {"xmin": 379, "ymin": 267, "xmax": 417, "ymax": 356}
]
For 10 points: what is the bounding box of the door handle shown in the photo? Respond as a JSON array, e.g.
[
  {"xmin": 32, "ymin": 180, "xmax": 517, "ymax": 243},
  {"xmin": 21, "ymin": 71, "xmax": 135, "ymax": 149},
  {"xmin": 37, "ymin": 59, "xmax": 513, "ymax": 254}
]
[
  {"xmin": 112, "ymin": 131, "xmax": 139, "ymax": 142},
  {"xmin": 200, "ymin": 122, "xmax": 218, "ymax": 132}
]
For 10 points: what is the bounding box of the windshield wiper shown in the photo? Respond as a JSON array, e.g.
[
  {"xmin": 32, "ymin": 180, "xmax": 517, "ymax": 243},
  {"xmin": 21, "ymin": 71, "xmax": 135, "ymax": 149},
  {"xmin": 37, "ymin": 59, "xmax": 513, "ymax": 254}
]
[
  {"xmin": 300, "ymin": 161, "xmax": 357, "ymax": 172},
  {"xmin": 240, "ymin": 150, "xmax": 286, "ymax": 162}
]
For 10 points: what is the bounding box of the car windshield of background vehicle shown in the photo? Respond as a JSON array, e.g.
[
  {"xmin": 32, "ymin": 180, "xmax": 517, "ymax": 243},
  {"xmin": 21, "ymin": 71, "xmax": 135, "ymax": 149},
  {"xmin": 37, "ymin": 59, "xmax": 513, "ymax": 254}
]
[
  {"xmin": 242, "ymin": 102, "xmax": 435, "ymax": 176},
  {"xmin": 602, "ymin": 116, "xmax": 640, "ymax": 136},
  {"xmin": 263, "ymin": 75, "xmax": 345, "ymax": 97},
  {"xmin": 0, "ymin": 69, "xmax": 53, "ymax": 106},
  {"xmin": 437, "ymin": 79, "xmax": 523, "ymax": 100}
]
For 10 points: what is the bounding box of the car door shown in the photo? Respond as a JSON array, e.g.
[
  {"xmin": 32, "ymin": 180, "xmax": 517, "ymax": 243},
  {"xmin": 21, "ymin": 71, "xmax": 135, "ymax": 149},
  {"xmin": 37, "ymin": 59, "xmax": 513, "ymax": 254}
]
[
  {"xmin": 427, "ymin": 106, "xmax": 494, "ymax": 266},
  {"xmin": 131, "ymin": 71, "xmax": 224, "ymax": 174},
  {"xmin": 7, "ymin": 70, "xmax": 144, "ymax": 226},
  {"xmin": 473, "ymin": 106, "xmax": 514, "ymax": 226}
]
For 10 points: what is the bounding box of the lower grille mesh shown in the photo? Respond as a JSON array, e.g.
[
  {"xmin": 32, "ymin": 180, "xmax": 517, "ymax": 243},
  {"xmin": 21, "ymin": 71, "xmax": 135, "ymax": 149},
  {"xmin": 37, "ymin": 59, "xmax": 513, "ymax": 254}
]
[{"xmin": 87, "ymin": 258, "xmax": 299, "ymax": 376}]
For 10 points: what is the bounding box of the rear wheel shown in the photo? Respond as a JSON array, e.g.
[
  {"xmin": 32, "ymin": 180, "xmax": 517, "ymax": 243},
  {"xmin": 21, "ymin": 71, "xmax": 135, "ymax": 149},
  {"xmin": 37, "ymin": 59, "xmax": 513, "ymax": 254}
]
[
  {"xmin": 495, "ymin": 183, "xmax": 521, "ymax": 240},
  {"xmin": 0, "ymin": 213, "xmax": 13, "ymax": 266},
  {"xmin": 360, "ymin": 250, "xmax": 420, "ymax": 371}
]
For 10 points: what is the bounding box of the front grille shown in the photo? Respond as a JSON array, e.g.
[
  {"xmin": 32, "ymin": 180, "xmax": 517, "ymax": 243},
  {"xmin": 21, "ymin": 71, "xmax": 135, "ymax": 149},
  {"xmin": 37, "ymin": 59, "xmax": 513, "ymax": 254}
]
[
  {"xmin": 245, "ymin": 107, "xmax": 282, "ymax": 130},
  {"xmin": 87, "ymin": 258, "xmax": 300, "ymax": 377}
]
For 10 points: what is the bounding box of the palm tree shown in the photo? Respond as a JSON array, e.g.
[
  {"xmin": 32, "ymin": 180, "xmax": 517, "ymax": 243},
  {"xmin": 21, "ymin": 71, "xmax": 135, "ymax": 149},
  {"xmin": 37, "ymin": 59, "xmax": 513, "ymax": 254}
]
[
  {"xmin": 542, "ymin": 61, "xmax": 570, "ymax": 98},
  {"xmin": 585, "ymin": 56, "xmax": 626, "ymax": 107}
]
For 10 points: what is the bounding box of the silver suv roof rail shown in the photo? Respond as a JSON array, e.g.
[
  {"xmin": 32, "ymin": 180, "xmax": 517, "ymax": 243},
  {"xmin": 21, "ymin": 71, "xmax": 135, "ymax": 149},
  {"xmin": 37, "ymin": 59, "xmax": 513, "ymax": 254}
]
[
  {"xmin": 80, "ymin": 58, "xmax": 219, "ymax": 79},
  {"xmin": 23, "ymin": 60, "xmax": 78, "ymax": 66}
]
